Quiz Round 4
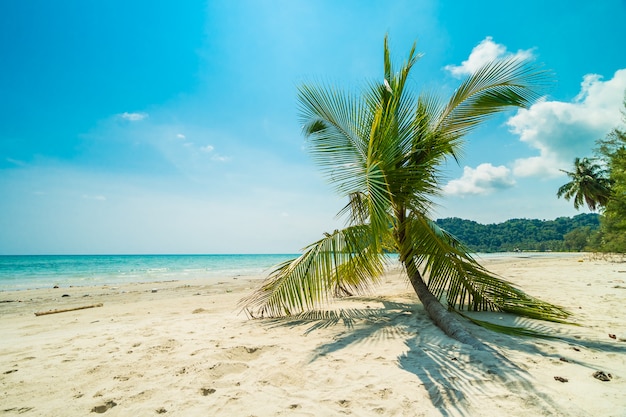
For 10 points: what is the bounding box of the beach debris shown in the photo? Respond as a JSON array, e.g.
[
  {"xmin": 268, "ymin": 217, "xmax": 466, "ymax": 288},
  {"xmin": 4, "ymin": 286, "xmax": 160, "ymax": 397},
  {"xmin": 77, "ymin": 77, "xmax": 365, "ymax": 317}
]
[
  {"xmin": 156, "ymin": 407, "xmax": 167, "ymax": 414},
  {"xmin": 2, "ymin": 408, "xmax": 33, "ymax": 413},
  {"xmin": 609, "ymin": 334, "xmax": 617, "ymax": 339},
  {"xmin": 553, "ymin": 376, "xmax": 568, "ymax": 383},
  {"xmin": 559, "ymin": 357, "xmax": 570, "ymax": 363},
  {"xmin": 200, "ymin": 388, "xmax": 216, "ymax": 396},
  {"xmin": 53, "ymin": 285, "xmax": 59, "ymax": 288},
  {"xmin": 592, "ymin": 371, "xmax": 613, "ymax": 381},
  {"xmin": 62, "ymin": 294, "xmax": 70, "ymax": 297},
  {"xmin": 91, "ymin": 400, "xmax": 117, "ymax": 413},
  {"xmin": 151, "ymin": 288, "xmax": 158, "ymax": 293},
  {"xmin": 34, "ymin": 303, "xmax": 103, "ymax": 316}
]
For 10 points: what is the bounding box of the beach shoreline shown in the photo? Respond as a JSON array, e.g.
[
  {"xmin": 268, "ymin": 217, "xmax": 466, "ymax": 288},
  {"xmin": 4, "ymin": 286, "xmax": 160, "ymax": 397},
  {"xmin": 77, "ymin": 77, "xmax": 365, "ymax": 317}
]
[
  {"xmin": 1, "ymin": 255, "xmax": 625, "ymax": 416},
  {"xmin": 0, "ymin": 251, "xmax": 585, "ymax": 293},
  {"xmin": 0, "ymin": 253, "xmax": 301, "ymax": 292}
]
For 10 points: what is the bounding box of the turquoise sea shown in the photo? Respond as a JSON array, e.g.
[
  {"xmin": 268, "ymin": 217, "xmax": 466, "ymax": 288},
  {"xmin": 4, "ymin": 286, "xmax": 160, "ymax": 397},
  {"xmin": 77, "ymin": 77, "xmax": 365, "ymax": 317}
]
[
  {"xmin": 0, "ymin": 252, "xmax": 580, "ymax": 292},
  {"xmin": 0, "ymin": 254, "xmax": 299, "ymax": 292}
]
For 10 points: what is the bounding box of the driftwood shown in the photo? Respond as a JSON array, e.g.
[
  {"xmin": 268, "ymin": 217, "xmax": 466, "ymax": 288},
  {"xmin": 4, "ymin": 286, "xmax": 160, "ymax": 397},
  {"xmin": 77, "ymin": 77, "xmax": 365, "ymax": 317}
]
[{"xmin": 34, "ymin": 303, "xmax": 103, "ymax": 316}]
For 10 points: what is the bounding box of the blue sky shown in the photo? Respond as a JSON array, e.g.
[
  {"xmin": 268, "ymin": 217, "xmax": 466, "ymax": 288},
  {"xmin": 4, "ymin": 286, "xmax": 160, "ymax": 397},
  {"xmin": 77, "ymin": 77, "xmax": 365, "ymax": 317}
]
[{"xmin": 1, "ymin": 0, "xmax": 625, "ymax": 254}]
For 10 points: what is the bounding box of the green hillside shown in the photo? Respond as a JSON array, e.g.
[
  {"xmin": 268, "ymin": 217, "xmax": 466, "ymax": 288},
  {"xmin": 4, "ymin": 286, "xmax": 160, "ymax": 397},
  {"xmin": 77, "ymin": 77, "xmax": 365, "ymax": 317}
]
[{"xmin": 435, "ymin": 213, "xmax": 600, "ymax": 252}]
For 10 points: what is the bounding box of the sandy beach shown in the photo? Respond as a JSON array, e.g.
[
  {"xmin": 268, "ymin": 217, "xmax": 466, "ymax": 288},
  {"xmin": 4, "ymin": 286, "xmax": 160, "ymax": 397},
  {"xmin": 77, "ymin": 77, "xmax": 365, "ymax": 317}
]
[{"xmin": 1, "ymin": 255, "xmax": 625, "ymax": 416}]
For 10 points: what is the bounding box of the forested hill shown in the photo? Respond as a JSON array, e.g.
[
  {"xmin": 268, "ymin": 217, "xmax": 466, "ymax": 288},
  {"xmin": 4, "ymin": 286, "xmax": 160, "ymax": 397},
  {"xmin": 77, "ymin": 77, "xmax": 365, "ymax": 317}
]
[{"xmin": 435, "ymin": 213, "xmax": 600, "ymax": 252}]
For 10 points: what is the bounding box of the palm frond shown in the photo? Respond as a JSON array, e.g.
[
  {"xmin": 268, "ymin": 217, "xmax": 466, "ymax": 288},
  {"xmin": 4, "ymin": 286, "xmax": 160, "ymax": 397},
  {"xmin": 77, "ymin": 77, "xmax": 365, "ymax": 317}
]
[
  {"xmin": 557, "ymin": 157, "xmax": 612, "ymax": 211},
  {"xmin": 404, "ymin": 214, "xmax": 570, "ymax": 322},
  {"xmin": 298, "ymin": 81, "xmax": 398, "ymax": 238},
  {"xmin": 298, "ymin": 84, "xmax": 370, "ymax": 191},
  {"xmin": 239, "ymin": 225, "xmax": 388, "ymax": 317},
  {"xmin": 437, "ymin": 57, "xmax": 550, "ymax": 139},
  {"xmin": 336, "ymin": 192, "xmax": 369, "ymax": 226},
  {"xmin": 456, "ymin": 311, "xmax": 574, "ymax": 339}
]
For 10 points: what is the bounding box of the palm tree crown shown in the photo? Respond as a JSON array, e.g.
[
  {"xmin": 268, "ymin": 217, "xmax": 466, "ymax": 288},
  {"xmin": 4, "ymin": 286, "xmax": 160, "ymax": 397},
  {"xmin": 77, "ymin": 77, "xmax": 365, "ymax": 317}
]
[
  {"xmin": 557, "ymin": 157, "xmax": 612, "ymax": 211},
  {"xmin": 241, "ymin": 37, "xmax": 568, "ymax": 343}
]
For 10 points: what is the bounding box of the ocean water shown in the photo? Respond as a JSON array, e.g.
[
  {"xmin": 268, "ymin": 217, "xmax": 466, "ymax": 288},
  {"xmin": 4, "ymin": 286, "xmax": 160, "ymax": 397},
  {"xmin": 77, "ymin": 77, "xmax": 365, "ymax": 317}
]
[
  {"xmin": 0, "ymin": 254, "xmax": 299, "ymax": 292},
  {"xmin": 0, "ymin": 252, "xmax": 581, "ymax": 292}
]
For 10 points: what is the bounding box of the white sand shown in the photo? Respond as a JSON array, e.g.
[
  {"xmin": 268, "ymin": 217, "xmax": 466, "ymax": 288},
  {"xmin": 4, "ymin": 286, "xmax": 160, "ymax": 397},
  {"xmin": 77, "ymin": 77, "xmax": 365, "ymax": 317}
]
[{"xmin": 1, "ymin": 255, "xmax": 625, "ymax": 416}]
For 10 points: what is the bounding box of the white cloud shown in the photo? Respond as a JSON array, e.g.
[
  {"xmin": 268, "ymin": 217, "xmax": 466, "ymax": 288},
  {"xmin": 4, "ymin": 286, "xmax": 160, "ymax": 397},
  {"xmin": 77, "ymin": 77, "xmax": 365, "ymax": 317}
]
[
  {"xmin": 508, "ymin": 68, "xmax": 626, "ymax": 178},
  {"xmin": 443, "ymin": 163, "xmax": 515, "ymax": 196},
  {"xmin": 511, "ymin": 155, "xmax": 559, "ymax": 178},
  {"xmin": 198, "ymin": 144, "xmax": 229, "ymax": 161},
  {"xmin": 120, "ymin": 112, "xmax": 148, "ymax": 121},
  {"xmin": 445, "ymin": 37, "xmax": 534, "ymax": 77},
  {"xmin": 200, "ymin": 145, "xmax": 214, "ymax": 153},
  {"xmin": 176, "ymin": 133, "xmax": 186, "ymax": 139}
]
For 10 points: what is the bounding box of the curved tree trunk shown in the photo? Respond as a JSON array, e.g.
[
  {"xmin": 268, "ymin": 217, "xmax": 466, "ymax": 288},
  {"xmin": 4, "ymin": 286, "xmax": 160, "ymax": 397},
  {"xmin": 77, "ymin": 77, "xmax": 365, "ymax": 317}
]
[
  {"xmin": 403, "ymin": 259, "xmax": 487, "ymax": 350},
  {"xmin": 395, "ymin": 210, "xmax": 486, "ymax": 349}
]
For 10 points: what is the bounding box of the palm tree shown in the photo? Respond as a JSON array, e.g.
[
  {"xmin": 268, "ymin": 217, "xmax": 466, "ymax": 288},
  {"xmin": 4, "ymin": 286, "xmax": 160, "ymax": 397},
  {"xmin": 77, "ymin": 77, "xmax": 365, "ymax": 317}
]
[
  {"xmin": 242, "ymin": 37, "xmax": 569, "ymax": 348},
  {"xmin": 557, "ymin": 157, "xmax": 611, "ymax": 211}
]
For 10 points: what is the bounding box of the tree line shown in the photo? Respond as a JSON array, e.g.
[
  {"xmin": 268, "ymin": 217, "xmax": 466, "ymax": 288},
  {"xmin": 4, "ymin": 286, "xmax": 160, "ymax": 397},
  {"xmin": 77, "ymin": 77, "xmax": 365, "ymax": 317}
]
[{"xmin": 435, "ymin": 214, "xmax": 600, "ymax": 253}]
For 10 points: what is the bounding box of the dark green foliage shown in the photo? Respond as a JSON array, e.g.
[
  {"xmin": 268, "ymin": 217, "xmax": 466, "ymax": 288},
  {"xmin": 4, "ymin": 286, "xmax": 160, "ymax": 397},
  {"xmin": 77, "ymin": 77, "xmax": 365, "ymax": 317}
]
[
  {"xmin": 435, "ymin": 214, "xmax": 600, "ymax": 252},
  {"xmin": 563, "ymin": 227, "xmax": 594, "ymax": 251},
  {"xmin": 557, "ymin": 157, "xmax": 611, "ymax": 211},
  {"xmin": 595, "ymin": 102, "xmax": 626, "ymax": 253}
]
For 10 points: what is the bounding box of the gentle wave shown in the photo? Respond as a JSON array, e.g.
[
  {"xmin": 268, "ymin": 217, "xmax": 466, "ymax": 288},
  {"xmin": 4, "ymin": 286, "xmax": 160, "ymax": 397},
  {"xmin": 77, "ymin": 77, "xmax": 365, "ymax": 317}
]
[{"xmin": 0, "ymin": 254, "xmax": 299, "ymax": 291}]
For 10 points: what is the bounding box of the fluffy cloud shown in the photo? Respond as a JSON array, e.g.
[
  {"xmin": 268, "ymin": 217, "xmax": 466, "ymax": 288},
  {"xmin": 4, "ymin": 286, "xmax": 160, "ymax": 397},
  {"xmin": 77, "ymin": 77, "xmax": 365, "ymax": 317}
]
[
  {"xmin": 443, "ymin": 163, "xmax": 515, "ymax": 196},
  {"xmin": 198, "ymin": 144, "xmax": 230, "ymax": 161},
  {"xmin": 508, "ymin": 69, "xmax": 626, "ymax": 177},
  {"xmin": 120, "ymin": 112, "xmax": 148, "ymax": 121},
  {"xmin": 445, "ymin": 37, "xmax": 534, "ymax": 77}
]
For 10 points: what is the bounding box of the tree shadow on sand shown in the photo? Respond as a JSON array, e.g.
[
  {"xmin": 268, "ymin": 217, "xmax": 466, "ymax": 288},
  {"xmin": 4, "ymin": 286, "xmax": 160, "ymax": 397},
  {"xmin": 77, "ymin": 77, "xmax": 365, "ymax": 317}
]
[{"xmin": 261, "ymin": 298, "xmax": 622, "ymax": 416}]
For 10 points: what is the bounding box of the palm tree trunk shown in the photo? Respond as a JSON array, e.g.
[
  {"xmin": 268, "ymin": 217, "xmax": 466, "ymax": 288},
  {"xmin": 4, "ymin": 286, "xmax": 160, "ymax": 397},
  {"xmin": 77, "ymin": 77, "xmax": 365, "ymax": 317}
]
[
  {"xmin": 403, "ymin": 258, "xmax": 486, "ymax": 350},
  {"xmin": 395, "ymin": 210, "xmax": 486, "ymax": 349}
]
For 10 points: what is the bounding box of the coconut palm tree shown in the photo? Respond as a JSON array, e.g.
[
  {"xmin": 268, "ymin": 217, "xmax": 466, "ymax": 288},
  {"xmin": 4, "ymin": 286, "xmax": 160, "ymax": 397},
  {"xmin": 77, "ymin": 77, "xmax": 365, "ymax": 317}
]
[
  {"xmin": 557, "ymin": 157, "xmax": 611, "ymax": 211},
  {"xmin": 241, "ymin": 37, "xmax": 569, "ymax": 348}
]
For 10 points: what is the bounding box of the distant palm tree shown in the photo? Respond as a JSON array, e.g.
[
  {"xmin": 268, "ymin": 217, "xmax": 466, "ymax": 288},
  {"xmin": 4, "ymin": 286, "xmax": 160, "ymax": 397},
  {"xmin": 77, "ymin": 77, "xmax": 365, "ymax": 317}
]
[
  {"xmin": 557, "ymin": 157, "xmax": 611, "ymax": 211},
  {"xmin": 242, "ymin": 37, "xmax": 568, "ymax": 348}
]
